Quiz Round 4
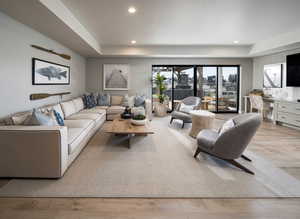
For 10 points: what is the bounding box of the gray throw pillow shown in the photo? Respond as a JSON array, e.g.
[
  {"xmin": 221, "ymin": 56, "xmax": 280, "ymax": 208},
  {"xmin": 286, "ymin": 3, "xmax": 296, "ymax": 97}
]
[
  {"xmin": 97, "ymin": 93, "xmax": 110, "ymax": 106},
  {"xmin": 23, "ymin": 109, "xmax": 56, "ymax": 126},
  {"xmin": 134, "ymin": 95, "xmax": 145, "ymax": 107}
]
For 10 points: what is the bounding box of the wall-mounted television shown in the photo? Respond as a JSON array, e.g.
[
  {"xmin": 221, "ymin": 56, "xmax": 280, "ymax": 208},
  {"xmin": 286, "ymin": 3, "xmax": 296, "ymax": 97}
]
[{"xmin": 287, "ymin": 53, "xmax": 300, "ymax": 87}]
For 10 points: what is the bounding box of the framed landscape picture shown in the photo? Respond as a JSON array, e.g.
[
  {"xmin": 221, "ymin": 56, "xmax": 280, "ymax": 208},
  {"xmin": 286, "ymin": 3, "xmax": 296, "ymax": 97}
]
[
  {"xmin": 103, "ymin": 64, "xmax": 129, "ymax": 90},
  {"xmin": 32, "ymin": 58, "xmax": 70, "ymax": 85},
  {"xmin": 263, "ymin": 63, "xmax": 282, "ymax": 88}
]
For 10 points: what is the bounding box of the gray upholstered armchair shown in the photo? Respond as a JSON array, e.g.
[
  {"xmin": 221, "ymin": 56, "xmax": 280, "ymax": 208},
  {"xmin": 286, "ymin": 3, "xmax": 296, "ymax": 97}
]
[
  {"xmin": 194, "ymin": 113, "xmax": 262, "ymax": 175},
  {"xmin": 170, "ymin": 96, "xmax": 201, "ymax": 128}
]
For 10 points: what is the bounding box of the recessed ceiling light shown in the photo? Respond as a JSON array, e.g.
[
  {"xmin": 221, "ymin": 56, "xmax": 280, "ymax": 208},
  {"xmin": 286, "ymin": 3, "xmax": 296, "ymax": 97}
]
[
  {"xmin": 128, "ymin": 7, "xmax": 136, "ymax": 14},
  {"xmin": 131, "ymin": 40, "xmax": 136, "ymax": 44},
  {"xmin": 233, "ymin": 40, "xmax": 239, "ymax": 44}
]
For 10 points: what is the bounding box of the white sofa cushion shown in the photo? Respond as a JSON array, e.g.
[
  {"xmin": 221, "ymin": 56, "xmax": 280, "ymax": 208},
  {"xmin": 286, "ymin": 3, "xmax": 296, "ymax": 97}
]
[
  {"xmin": 111, "ymin": 95, "xmax": 124, "ymax": 106},
  {"xmin": 81, "ymin": 108, "xmax": 106, "ymax": 114},
  {"xmin": 107, "ymin": 106, "xmax": 125, "ymax": 114},
  {"xmin": 68, "ymin": 125, "xmax": 93, "ymax": 154},
  {"xmin": 72, "ymin": 98, "xmax": 84, "ymax": 113},
  {"xmin": 52, "ymin": 104, "xmax": 65, "ymax": 119},
  {"xmin": 61, "ymin": 101, "xmax": 76, "ymax": 118},
  {"xmin": 64, "ymin": 119, "xmax": 94, "ymax": 129},
  {"xmin": 67, "ymin": 113, "xmax": 103, "ymax": 123}
]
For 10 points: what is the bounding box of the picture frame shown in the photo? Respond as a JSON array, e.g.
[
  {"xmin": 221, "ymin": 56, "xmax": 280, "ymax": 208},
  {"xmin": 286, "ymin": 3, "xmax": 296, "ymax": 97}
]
[
  {"xmin": 32, "ymin": 58, "xmax": 70, "ymax": 85},
  {"xmin": 103, "ymin": 64, "xmax": 129, "ymax": 90},
  {"xmin": 263, "ymin": 63, "xmax": 282, "ymax": 88}
]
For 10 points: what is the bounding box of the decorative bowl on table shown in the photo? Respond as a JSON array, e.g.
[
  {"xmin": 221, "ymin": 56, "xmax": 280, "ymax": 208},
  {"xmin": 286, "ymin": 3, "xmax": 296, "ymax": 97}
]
[
  {"xmin": 131, "ymin": 115, "xmax": 146, "ymax": 126},
  {"xmin": 121, "ymin": 106, "xmax": 132, "ymax": 119}
]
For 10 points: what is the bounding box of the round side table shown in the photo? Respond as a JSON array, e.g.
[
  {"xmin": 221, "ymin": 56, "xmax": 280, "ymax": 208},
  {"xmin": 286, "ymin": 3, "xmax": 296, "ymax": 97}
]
[{"xmin": 189, "ymin": 110, "xmax": 215, "ymax": 138}]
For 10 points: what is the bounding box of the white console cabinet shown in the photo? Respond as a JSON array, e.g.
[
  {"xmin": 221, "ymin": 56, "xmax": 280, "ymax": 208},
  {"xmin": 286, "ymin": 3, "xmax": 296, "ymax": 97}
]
[{"xmin": 274, "ymin": 100, "xmax": 300, "ymax": 128}]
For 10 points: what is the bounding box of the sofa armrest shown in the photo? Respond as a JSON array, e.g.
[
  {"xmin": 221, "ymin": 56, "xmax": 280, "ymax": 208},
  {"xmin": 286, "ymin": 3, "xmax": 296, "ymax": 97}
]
[
  {"xmin": 145, "ymin": 99, "xmax": 153, "ymax": 121},
  {"xmin": 0, "ymin": 125, "xmax": 68, "ymax": 178}
]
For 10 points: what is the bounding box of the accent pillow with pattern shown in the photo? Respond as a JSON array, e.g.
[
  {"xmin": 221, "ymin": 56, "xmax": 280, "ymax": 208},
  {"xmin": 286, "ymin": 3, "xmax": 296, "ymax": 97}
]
[
  {"xmin": 97, "ymin": 93, "xmax": 110, "ymax": 106},
  {"xmin": 54, "ymin": 110, "xmax": 64, "ymax": 126}
]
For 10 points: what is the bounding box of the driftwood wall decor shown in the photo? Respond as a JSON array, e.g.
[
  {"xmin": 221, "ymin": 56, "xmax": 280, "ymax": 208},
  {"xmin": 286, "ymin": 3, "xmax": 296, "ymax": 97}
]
[
  {"xmin": 30, "ymin": 92, "xmax": 71, "ymax": 100},
  {"xmin": 31, "ymin": 45, "xmax": 71, "ymax": 60}
]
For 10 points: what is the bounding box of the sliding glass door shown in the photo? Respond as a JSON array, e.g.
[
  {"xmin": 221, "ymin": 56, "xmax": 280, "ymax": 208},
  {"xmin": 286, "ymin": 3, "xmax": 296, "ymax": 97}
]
[
  {"xmin": 197, "ymin": 66, "xmax": 217, "ymax": 111},
  {"xmin": 173, "ymin": 66, "xmax": 195, "ymax": 109},
  {"xmin": 218, "ymin": 67, "xmax": 239, "ymax": 112},
  {"xmin": 152, "ymin": 65, "xmax": 240, "ymax": 113}
]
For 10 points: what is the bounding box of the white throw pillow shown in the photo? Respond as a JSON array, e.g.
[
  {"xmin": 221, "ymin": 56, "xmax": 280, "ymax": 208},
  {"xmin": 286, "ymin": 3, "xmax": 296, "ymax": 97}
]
[
  {"xmin": 128, "ymin": 96, "xmax": 135, "ymax": 108},
  {"xmin": 60, "ymin": 101, "xmax": 76, "ymax": 118},
  {"xmin": 179, "ymin": 103, "xmax": 194, "ymax": 113},
  {"xmin": 219, "ymin": 119, "xmax": 235, "ymax": 135},
  {"xmin": 72, "ymin": 98, "xmax": 84, "ymax": 112}
]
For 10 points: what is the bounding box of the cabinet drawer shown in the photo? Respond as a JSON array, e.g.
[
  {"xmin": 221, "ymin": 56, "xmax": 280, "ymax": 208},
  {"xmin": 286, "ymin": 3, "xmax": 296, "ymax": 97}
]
[
  {"xmin": 278, "ymin": 102, "xmax": 300, "ymax": 115},
  {"xmin": 277, "ymin": 112, "xmax": 300, "ymax": 127}
]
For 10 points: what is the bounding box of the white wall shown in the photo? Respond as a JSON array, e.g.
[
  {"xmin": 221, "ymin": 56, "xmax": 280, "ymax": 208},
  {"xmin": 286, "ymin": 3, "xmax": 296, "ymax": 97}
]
[
  {"xmin": 86, "ymin": 57, "xmax": 253, "ymax": 112},
  {"xmin": 0, "ymin": 11, "xmax": 86, "ymax": 117},
  {"xmin": 253, "ymin": 48, "xmax": 300, "ymax": 100}
]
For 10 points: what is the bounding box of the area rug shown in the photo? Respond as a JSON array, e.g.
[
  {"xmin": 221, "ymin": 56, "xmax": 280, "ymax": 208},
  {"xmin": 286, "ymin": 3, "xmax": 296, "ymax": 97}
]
[{"xmin": 1, "ymin": 116, "xmax": 300, "ymax": 198}]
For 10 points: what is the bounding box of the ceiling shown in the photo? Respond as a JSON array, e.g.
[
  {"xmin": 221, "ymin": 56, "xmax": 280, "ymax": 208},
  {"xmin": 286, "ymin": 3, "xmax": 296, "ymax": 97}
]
[
  {"xmin": 62, "ymin": 0, "xmax": 300, "ymax": 46},
  {"xmin": 1, "ymin": 0, "xmax": 300, "ymax": 57}
]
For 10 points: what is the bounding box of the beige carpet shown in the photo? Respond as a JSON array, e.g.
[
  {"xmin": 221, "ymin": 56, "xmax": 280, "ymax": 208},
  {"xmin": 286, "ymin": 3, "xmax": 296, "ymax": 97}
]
[{"xmin": 1, "ymin": 116, "xmax": 300, "ymax": 198}]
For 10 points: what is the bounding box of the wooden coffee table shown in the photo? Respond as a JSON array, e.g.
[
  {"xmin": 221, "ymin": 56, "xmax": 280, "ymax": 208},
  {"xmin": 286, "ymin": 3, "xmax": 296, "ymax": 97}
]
[{"xmin": 105, "ymin": 117, "xmax": 154, "ymax": 148}]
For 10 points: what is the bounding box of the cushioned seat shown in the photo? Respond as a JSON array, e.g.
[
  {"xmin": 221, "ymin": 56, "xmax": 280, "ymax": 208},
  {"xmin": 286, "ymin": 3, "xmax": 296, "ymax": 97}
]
[
  {"xmin": 196, "ymin": 129, "xmax": 218, "ymax": 152},
  {"xmin": 194, "ymin": 113, "xmax": 262, "ymax": 175},
  {"xmin": 107, "ymin": 106, "xmax": 125, "ymax": 114},
  {"xmin": 64, "ymin": 119, "xmax": 94, "ymax": 129},
  {"xmin": 80, "ymin": 108, "xmax": 106, "ymax": 115},
  {"xmin": 66, "ymin": 113, "xmax": 103, "ymax": 123},
  {"xmin": 170, "ymin": 96, "xmax": 201, "ymax": 128},
  {"xmin": 68, "ymin": 125, "xmax": 93, "ymax": 154},
  {"xmin": 171, "ymin": 111, "xmax": 192, "ymax": 122}
]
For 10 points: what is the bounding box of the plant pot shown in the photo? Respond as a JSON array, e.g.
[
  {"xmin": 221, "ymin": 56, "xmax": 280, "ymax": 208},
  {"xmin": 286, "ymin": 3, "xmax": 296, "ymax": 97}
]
[
  {"xmin": 154, "ymin": 103, "xmax": 168, "ymax": 117},
  {"xmin": 131, "ymin": 119, "xmax": 146, "ymax": 126}
]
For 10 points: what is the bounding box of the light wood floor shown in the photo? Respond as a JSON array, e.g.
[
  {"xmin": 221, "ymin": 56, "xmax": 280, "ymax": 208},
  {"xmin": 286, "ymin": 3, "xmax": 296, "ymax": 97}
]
[{"xmin": 1, "ymin": 115, "xmax": 300, "ymax": 218}]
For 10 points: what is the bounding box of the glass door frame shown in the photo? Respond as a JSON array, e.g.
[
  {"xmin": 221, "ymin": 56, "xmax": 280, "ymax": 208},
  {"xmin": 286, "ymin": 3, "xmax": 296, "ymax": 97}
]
[{"xmin": 152, "ymin": 64, "xmax": 240, "ymax": 113}]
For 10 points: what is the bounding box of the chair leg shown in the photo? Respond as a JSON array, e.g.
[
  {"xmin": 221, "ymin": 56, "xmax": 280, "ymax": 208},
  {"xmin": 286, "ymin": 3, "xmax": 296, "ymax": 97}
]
[
  {"xmin": 241, "ymin": 154, "xmax": 252, "ymax": 162},
  {"xmin": 182, "ymin": 122, "xmax": 185, "ymax": 128},
  {"xmin": 194, "ymin": 147, "xmax": 201, "ymax": 158},
  {"xmin": 170, "ymin": 117, "xmax": 174, "ymax": 124},
  {"xmin": 226, "ymin": 159, "xmax": 255, "ymax": 175}
]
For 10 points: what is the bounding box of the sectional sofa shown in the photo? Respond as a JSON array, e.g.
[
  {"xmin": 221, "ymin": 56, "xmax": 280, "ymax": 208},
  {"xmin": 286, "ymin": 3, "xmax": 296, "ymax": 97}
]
[
  {"xmin": 0, "ymin": 97, "xmax": 106, "ymax": 178},
  {"xmin": 0, "ymin": 94, "xmax": 152, "ymax": 179}
]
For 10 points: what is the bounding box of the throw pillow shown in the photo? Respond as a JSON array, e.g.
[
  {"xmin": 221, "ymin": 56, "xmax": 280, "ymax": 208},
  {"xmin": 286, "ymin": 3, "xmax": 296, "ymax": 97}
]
[
  {"xmin": 86, "ymin": 93, "xmax": 97, "ymax": 108},
  {"xmin": 179, "ymin": 103, "xmax": 194, "ymax": 114},
  {"xmin": 122, "ymin": 94, "xmax": 129, "ymax": 107},
  {"xmin": 134, "ymin": 95, "xmax": 145, "ymax": 107},
  {"xmin": 23, "ymin": 109, "xmax": 57, "ymax": 126},
  {"xmin": 111, "ymin": 95, "xmax": 124, "ymax": 106},
  {"xmin": 11, "ymin": 111, "xmax": 31, "ymax": 125},
  {"xmin": 82, "ymin": 94, "xmax": 88, "ymax": 108},
  {"xmin": 219, "ymin": 119, "xmax": 235, "ymax": 135},
  {"xmin": 128, "ymin": 96, "xmax": 135, "ymax": 108},
  {"xmin": 53, "ymin": 110, "xmax": 65, "ymax": 126},
  {"xmin": 97, "ymin": 93, "xmax": 110, "ymax": 106}
]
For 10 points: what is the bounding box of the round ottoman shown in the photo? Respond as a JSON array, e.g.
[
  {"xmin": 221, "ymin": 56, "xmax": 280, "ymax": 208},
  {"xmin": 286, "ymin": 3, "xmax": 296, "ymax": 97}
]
[{"xmin": 189, "ymin": 110, "xmax": 215, "ymax": 138}]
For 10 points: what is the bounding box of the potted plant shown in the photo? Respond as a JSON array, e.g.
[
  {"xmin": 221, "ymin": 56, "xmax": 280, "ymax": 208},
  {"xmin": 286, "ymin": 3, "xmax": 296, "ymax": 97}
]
[
  {"xmin": 154, "ymin": 72, "xmax": 168, "ymax": 117},
  {"xmin": 131, "ymin": 114, "xmax": 147, "ymax": 126}
]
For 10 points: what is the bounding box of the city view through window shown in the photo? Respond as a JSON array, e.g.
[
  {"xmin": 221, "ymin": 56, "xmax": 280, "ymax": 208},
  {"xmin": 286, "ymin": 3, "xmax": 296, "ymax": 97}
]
[{"xmin": 152, "ymin": 65, "xmax": 239, "ymax": 112}]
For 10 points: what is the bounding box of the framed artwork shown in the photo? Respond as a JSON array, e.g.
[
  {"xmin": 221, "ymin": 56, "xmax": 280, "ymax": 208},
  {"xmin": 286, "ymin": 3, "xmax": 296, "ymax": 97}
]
[
  {"xmin": 263, "ymin": 63, "xmax": 282, "ymax": 88},
  {"xmin": 103, "ymin": 64, "xmax": 129, "ymax": 90},
  {"xmin": 32, "ymin": 58, "xmax": 70, "ymax": 85}
]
